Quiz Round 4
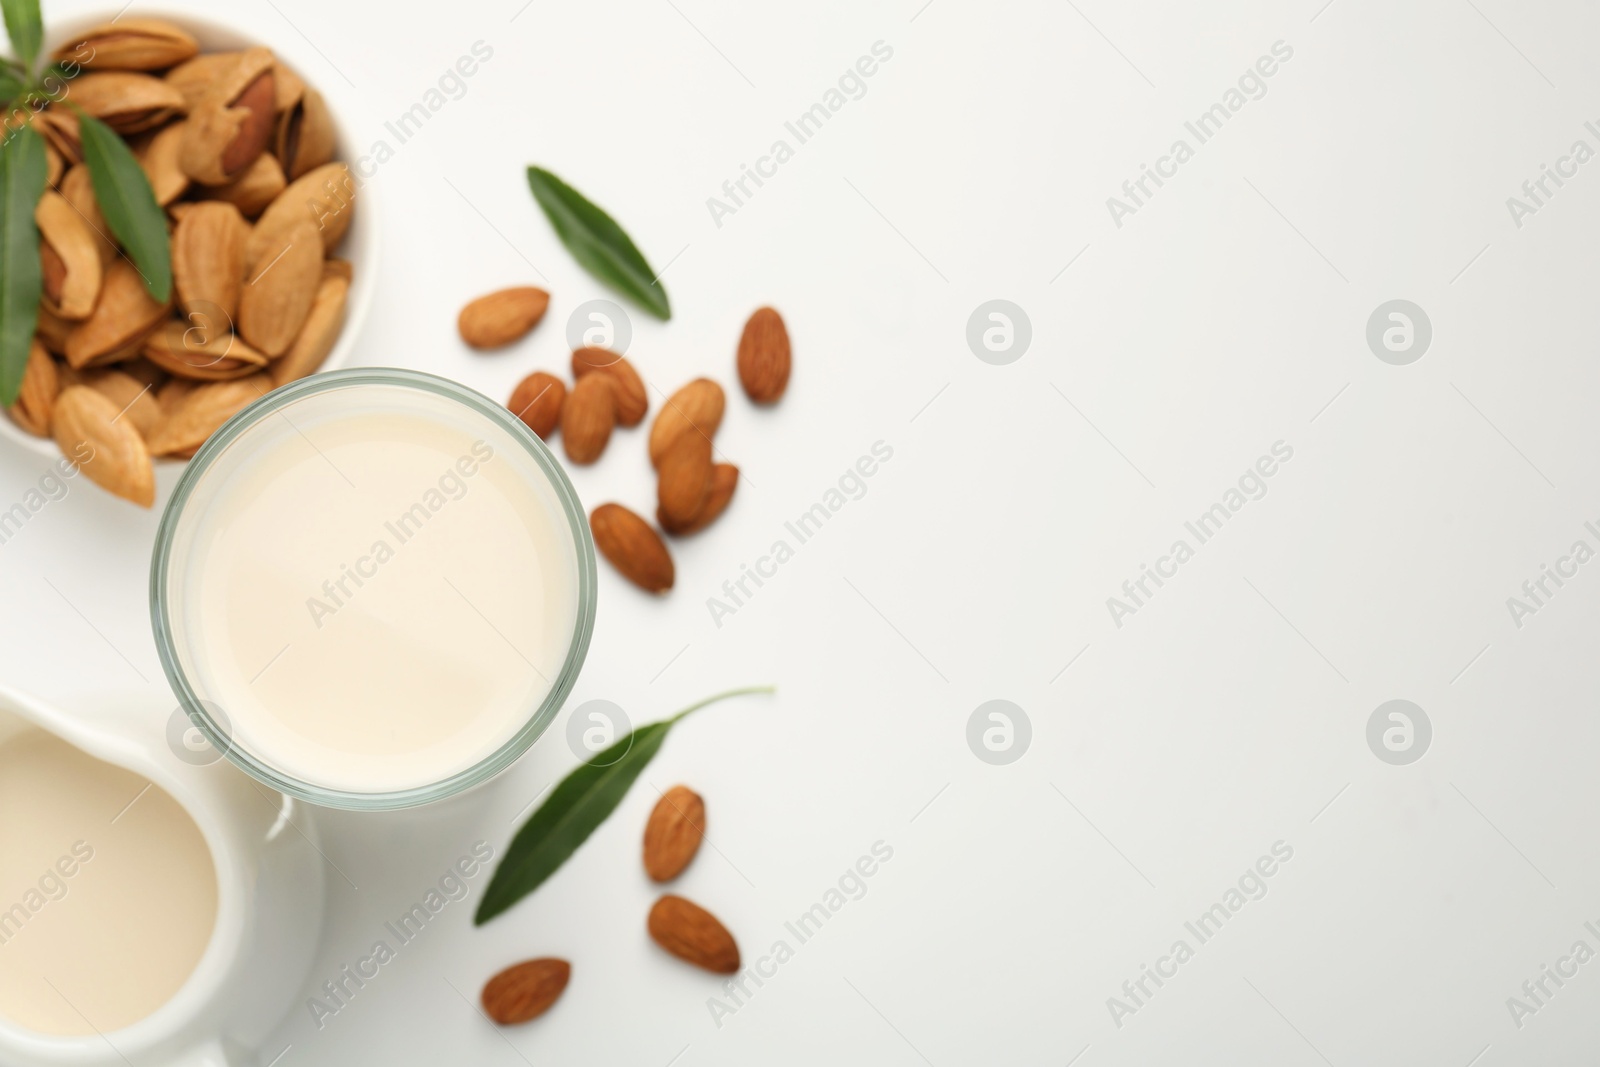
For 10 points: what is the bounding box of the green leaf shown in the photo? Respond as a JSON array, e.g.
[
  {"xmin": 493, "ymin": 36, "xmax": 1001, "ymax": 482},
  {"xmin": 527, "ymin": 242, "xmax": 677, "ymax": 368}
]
[
  {"xmin": 0, "ymin": 124, "xmax": 45, "ymax": 406},
  {"xmin": 526, "ymin": 166, "xmax": 671, "ymax": 320},
  {"xmin": 1, "ymin": 0, "xmax": 41, "ymax": 70},
  {"xmin": 77, "ymin": 111, "xmax": 170, "ymax": 302},
  {"xmin": 475, "ymin": 686, "xmax": 772, "ymax": 925},
  {"xmin": 0, "ymin": 67, "xmax": 23, "ymax": 103}
]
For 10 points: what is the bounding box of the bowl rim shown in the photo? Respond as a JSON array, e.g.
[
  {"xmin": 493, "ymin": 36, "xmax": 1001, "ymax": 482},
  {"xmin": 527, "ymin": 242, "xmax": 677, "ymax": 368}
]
[
  {"xmin": 0, "ymin": 7, "xmax": 380, "ymax": 465},
  {"xmin": 149, "ymin": 368, "xmax": 599, "ymax": 811}
]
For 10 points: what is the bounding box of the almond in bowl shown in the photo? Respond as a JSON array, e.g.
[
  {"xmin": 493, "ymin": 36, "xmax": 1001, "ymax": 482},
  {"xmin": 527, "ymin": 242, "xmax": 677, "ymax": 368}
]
[{"xmin": 0, "ymin": 11, "xmax": 380, "ymax": 504}]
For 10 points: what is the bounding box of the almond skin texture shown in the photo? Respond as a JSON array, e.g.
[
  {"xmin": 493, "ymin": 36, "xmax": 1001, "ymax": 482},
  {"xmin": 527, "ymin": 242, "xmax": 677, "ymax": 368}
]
[
  {"xmin": 562, "ymin": 373, "xmax": 615, "ymax": 464},
  {"xmin": 648, "ymin": 379, "xmax": 725, "ymax": 468},
  {"xmin": 481, "ymin": 958, "xmax": 571, "ymax": 1026},
  {"xmin": 508, "ymin": 371, "xmax": 565, "ymax": 439},
  {"xmin": 51, "ymin": 386, "xmax": 154, "ymax": 507},
  {"xmin": 459, "ymin": 287, "xmax": 550, "ymax": 350},
  {"xmin": 571, "ymin": 347, "xmax": 647, "ymax": 426},
  {"xmin": 737, "ymin": 306, "xmax": 790, "ymax": 403},
  {"xmin": 648, "ymin": 895, "xmax": 739, "ymax": 974},
  {"xmin": 660, "ymin": 463, "xmax": 738, "ymax": 536},
  {"xmin": 643, "ymin": 786, "xmax": 706, "ymax": 882},
  {"xmin": 657, "ymin": 434, "xmax": 712, "ymax": 529},
  {"xmin": 591, "ymin": 503, "xmax": 674, "ymax": 593}
]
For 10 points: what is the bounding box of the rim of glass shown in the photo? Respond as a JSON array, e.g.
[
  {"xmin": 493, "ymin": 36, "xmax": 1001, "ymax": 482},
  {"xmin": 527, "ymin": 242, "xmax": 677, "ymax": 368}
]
[{"xmin": 149, "ymin": 368, "xmax": 597, "ymax": 811}]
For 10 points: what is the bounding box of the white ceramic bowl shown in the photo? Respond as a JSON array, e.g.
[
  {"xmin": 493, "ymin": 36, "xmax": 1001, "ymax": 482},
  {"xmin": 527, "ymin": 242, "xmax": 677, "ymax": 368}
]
[{"xmin": 0, "ymin": 9, "xmax": 379, "ymax": 461}]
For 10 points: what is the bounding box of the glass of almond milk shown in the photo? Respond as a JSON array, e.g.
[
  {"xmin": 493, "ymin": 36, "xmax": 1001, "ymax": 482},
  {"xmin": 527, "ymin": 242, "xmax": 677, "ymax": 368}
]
[{"xmin": 151, "ymin": 369, "xmax": 597, "ymax": 809}]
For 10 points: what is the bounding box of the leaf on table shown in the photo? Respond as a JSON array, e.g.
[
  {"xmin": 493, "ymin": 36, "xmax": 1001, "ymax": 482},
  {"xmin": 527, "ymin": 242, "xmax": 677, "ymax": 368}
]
[
  {"xmin": 474, "ymin": 686, "xmax": 772, "ymax": 925},
  {"xmin": 526, "ymin": 165, "xmax": 671, "ymax": 321}
]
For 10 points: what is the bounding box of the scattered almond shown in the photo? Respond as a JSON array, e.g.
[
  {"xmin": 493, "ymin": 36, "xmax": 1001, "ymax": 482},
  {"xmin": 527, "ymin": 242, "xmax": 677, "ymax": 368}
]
[
  {"xmin": 591, "ymin": 503, "xmax": 673, "ymax": 593},
  {"xmin": 571, "ymin": 347, "xmax": 647, "ymax": 426},
  {"xmin": 562, "ymin": 374, "xmax": 615, "ymax": 465},
  {"xmin": 458, "ymin": 286, "xmax": 549, "ymax": 350},
  {"xmin": 51, "ymin": 386, "xmax": 154, "ymax": 506},
  {"xmin": 481, "ymin": 958, "xmax": 571, "ymax": 1026},
  {"xmin": 660, "ymin": 463, "xmax": 737, "ymax": 536},
  {"xmin": 648, "ymin": 895, "xmax": 739, "ymax": 974},
  {"xmin": 648, "ymin": 379, "xmax": 724, "ymax": 468},
  {"xmin": 643, "ymin": 786, "xmax": 706, "ymax": 882},
  {"xmin": 508, "ymin": 371, "xmax": 566, "ymax": 439},
  {"xmin": 737, "ymin": 306, "xmax": 790, "ymax": 403},
  {"xmin": 657, "ymin": 434, "xmax": 712, "ymax": 530}
]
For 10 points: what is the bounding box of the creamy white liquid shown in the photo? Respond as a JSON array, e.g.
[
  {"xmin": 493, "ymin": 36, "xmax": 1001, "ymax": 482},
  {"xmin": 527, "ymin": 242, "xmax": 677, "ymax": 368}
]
[
  {"xmin": 161, "ymin": 383, "xmax": 579, "ymax": 794},
  {"xmin": 0, "ymin": 730, "xmax": 217, "ymax": 1036}
]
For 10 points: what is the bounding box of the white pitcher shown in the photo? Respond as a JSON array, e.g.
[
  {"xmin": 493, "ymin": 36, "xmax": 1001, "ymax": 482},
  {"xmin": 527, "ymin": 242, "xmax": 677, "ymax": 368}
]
[{"xmin": 0, "ymin": 684, "xmax": 325, "ymax": 1066}]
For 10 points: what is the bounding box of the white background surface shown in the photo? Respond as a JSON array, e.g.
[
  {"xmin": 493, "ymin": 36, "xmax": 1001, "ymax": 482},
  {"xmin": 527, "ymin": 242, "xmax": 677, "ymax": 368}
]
[{"xmin": 4, "ymin": 0, "xmax": 1600, "ymax": 1063}]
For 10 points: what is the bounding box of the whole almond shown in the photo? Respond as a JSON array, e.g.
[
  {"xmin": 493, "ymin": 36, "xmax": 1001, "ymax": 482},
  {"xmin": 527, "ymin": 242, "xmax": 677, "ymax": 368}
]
[
  {"xmin": 179, "ymin": 50, "xmax": 275, "ymax": 184},
  {"xmin": 248, "ymin": 162, "xmax": 356, "ymax": 262},
  {"xmin": 657, "ymin": 434, "xmax": 712, "ymax": 529},
  {"xmin": 67, "ymin": 72, "xmax": 184, "ymax": 134},
  {"xmin": 58, "ymin": 165, "xmax": 115, "ymax": 265},
  {"xmin": 648, "ymin": 895, "xmax": 739, "ymax": 974},
  {"xmin": 591, "ymin": 503, "xmax": 673, "ymax": 593},
  {"xmin": 508, "ymin": 372, "xmax": 565, "ymax": 439},
  {"xmin": 660, "ymin": 463, "xmax": 737, "ymax": 536},
  {"xmin": 481, "ymin": 958, "xmax": 571, "ymax": 1026},
  {"xmin": 55, "ymin": 18, "xmax": 200, "ymax": 71},
  {"xmin": 8, "ymin": 342, "xmax": 59, "ymax": 437},
  {"xmin": 276, "ymin": 87, "xmax": 335, "ymax": 180},
  {"xmin": 643, "ymin": 785, "xmax": 706, "ymax": 882},
  {"xmin": 143, "ymin": 323, "xmax": 270, "ymax": 382},
  {"xmin": 34, "ymin": 190, "xmax": 102, "ymax": 320},
  {"xmin": 459, "ymin": 287, "xmax": 549, "ymax": 350},
  {"xmin": 571, "ymin": 347, "xmax": 647, "ymax": 426},
  {"xmin": 562, "ymin": 374, "xmax": 614, "ymax": 465},
  {"xmin": 272, "ymin": 274, "xmax": 348, "ymax": 386},
  {"xmin": 648, "ymin": 379, "xmax": 725, "ymax": 468},
  {"xmin": 51, "ymin": 386, "xmax": 154, "ymax": 506},
  {"xmin": 737, "ymin": 306, "xmax": 790, "ymax": 403},
  {"xmin": 238, "ymin": 221, "xmax": 323, "ymax": 356},
  {"xmin": 64, "ymin": 258, "xmax": 172, "ymax": 368},
  {"xmin": 85, "ymin": 369, "xmax": 160, "ymax": 438},
  {"xmin": 172, "ymin": 201, "xmax": 248, "ymax": 321},
  {"xmin": 145, "ymin": 374, "xmax": 271, "ymax": 457}
]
